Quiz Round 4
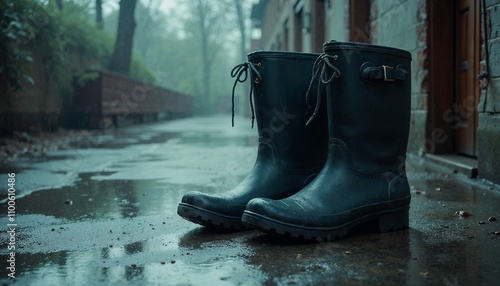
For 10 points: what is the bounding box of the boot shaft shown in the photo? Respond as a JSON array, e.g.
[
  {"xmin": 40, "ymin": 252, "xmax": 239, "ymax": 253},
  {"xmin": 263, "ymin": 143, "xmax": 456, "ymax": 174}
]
[
  {"xmin": 247, "ymin": 51, "xmax": 329, "ymax": 171},
  {"xmin": 322, "ymin": 41, "xmax": 412, "ymax": 173}
]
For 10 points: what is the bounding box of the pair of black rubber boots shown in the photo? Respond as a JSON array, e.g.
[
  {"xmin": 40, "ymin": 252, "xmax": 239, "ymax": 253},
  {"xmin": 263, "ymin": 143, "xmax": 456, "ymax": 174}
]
[{"xmin": 177, "ymin": 40, "xmax": 412, "ymax": 241}]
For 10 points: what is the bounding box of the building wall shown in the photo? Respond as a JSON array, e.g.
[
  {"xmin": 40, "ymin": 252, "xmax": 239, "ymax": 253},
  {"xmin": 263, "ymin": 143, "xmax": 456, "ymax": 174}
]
[
  {"xmin": 478, "ymin": 0, "xmax": 500, "ymax": 183},
  {"xmin": 368, "ymin": 0, "xmax": 428, "ymax": 153},
  {"xmin": 251, "ymin": 0, "xmax": 500, "ymax": 184},
  {"xmin": 253, "ymin": 0, "xmax": 325, "ymax": 52},
  {"xmin": 253, "ymin": 0, "xmax": 428, "ymax": 152},
  {"xmin": 259, "ymin": 0, "xmax": 287, "ymax": 50},
  {"xmin": 325, "ymin": 0, "xmax": 348, "ymax": 42}
]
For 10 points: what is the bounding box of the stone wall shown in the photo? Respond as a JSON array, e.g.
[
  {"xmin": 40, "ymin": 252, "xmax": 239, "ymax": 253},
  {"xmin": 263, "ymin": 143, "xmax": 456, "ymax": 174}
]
[
  {"xmin": 478, "ymin": 0, "xmax": 500, "ymax": 183},
  {"xmin": 248, "ymin": 0, "xmax": 500, "ymax": 184},
  {"xmin": 368, "ymin": 0, "xmax": 428, "ymax": 153}
]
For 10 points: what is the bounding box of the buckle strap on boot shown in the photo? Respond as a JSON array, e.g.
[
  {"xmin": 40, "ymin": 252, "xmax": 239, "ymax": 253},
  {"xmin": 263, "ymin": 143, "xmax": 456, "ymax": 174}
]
[
  {"xmin": 305, "ymin": 53, "xmax": 341, "ymax": 125},
  {"xmin": 360, "ymin": 63, "xmax": 408, "ymax": 82},
  {"xmin": 231, "ymin": 62, "xmax": 262, "ymax": 128}
]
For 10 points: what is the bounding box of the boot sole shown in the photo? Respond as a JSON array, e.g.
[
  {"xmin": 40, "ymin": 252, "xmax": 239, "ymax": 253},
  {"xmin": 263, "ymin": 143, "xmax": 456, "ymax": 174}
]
[
  {"xmin": 177, "ymin": 203, "xmax": 247, "ymax": 230},
  {"xmin": 241, "ymin": 207, "xmax": 409, "ymax": 241}
]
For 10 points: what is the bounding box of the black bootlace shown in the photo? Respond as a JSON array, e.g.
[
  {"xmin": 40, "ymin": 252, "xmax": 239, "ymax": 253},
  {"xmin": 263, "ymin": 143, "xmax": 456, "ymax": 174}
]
[
  {"xmin": 231, "ymin": 62, "xmax": 262, "ymax": 128},
  {"xmin": 305, "ymin": 53, "xmax": 341, "ymax": 125}
]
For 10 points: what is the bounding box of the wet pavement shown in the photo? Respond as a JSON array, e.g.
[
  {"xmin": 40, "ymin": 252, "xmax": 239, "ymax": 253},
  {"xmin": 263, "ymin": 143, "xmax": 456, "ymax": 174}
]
[{"xmin": 1, "ymin": 115, "xmax": 499, "ymax": 285}]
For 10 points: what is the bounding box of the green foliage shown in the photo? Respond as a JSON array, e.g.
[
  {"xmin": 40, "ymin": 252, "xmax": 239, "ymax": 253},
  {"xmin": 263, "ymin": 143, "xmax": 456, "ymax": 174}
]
[
  {"xmin": 58, "ymin": 1, "xmax": 114, "ymax": 68},
  {"xmin": 0, "ymin": 0, "xmax": 126, "ymax": 94},
  {"xmin": 73, "ymin": 71, "xmax": 99, "ymax": 88},
  {"xmin": 0, "ymin": 0, "xmax": 38, "ymax": 91},
  {"xmin": 130, "ymin": 52, "xmax": 158, "ymax": 85},
  {"xmin": 1, "ymin": 0, "xmax": 244, "ymax": 115}
]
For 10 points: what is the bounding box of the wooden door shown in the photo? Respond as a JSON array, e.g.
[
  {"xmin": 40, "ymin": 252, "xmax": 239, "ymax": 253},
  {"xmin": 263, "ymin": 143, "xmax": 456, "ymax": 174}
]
[{"xmin": 455, "ymin": 0, "xmax": 480, "ymax": 157}]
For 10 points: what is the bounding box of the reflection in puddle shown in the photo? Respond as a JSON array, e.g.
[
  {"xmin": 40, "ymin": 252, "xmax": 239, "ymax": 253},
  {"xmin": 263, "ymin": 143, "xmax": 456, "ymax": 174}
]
[
  {"xmin": 1, "ymin": 117, "xmax": 499, "ymax": 285},
  {"xmin": 12, "ymin": 236, "xmax": 266, "ymax": 285},
  {"xmin": 12, "ymin": 163, "xmax": 242, "ymax": 222},
  {"xmin": 15, "ymin": 178, "xmax": 192, "ymax": 221}
]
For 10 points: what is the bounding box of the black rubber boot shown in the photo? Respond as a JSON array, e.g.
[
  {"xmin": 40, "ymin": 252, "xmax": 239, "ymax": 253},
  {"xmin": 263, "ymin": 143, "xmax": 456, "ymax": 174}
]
[
  {"xmin": 242, "ymin": 41, "xmax": 412, "ymax": 240},
  {"xmin": 177, "ymin": 51, "xmax": 329, "ymax": 230}
]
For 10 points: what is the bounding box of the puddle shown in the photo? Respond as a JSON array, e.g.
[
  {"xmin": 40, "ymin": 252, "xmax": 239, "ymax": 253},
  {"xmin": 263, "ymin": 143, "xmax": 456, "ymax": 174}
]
[{"xmin": 0, "ymin": 116, "xmax": 499, "ymax": 285}]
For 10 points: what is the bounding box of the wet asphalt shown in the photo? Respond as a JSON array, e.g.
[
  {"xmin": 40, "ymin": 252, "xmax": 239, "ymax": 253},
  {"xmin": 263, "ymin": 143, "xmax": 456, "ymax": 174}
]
[{"xmin": 0, "ymin": 115, "xmax": 499, "ymax": 286}]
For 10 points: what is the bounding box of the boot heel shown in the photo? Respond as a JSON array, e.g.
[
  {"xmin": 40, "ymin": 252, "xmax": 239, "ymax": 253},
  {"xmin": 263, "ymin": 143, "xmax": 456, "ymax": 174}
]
[{"xmin": 376, "ymin": 210, "xmax": 409, "ymax": 233}]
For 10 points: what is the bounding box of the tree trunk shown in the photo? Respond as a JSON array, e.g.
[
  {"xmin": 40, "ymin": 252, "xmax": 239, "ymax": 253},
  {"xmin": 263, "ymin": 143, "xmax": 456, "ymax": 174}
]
[
  {"xmin": 55, "ymin": 0, "xmax": 63, "ymax": 10},
  {"xmin": 196, "ymin": 0, "xmax": 211, "ymax": 110},
  {"xmin": 109, "ymin": 0, "xmax": 138, "ymax": 76},
  {"xmin": 234, "ymin": 0, "xmax": 246, "ymax": 62},
  {"xmin": 234, "ymin": 0, "xmax": 249, "ymax": 116},
  {"xmin": 96, "ymin": 0, "xmax": 104, "ymax": 29}
]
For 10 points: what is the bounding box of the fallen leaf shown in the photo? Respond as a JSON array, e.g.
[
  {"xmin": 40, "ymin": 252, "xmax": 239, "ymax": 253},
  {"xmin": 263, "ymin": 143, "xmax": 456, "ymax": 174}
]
[
  {"xmin": 456, "ymin": 211, "xmax": 471, "ymax": 217},
  {"xmin": 419, "ymin": 271, "xmax": 430, "ymax": 277}
]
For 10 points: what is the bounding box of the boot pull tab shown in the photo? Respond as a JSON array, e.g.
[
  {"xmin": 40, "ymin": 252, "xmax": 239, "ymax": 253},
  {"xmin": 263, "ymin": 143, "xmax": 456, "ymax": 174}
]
[{"xmin": 360, "ymin": 62, "xmax": 408, "ymax": 82}]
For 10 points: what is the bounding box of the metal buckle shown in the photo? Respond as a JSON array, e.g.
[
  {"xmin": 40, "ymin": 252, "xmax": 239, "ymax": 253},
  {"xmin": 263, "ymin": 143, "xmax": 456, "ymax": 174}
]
[{"xmin": 382, "ymin": 65, "xmax": 394, "ymax": 82}]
